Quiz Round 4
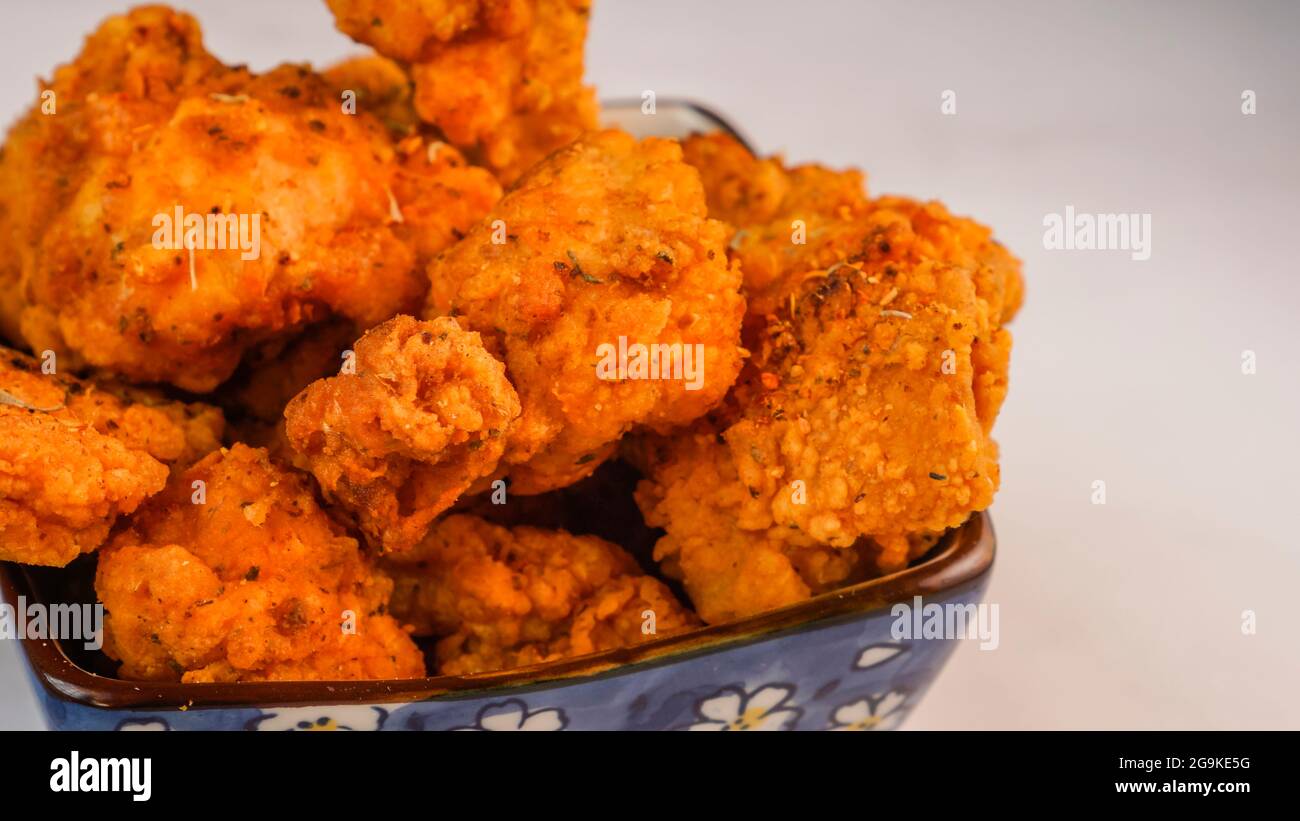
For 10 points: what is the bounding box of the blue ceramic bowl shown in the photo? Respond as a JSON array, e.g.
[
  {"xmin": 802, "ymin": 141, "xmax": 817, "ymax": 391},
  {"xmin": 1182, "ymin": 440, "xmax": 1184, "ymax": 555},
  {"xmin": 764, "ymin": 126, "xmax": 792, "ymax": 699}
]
[
  {"xmin": 2, "ymin": 510, "xmax": 993, "ymax": 731},
  {"xmin": 0, "ymin": 102, "xmax": 995, "ymax": 730}
]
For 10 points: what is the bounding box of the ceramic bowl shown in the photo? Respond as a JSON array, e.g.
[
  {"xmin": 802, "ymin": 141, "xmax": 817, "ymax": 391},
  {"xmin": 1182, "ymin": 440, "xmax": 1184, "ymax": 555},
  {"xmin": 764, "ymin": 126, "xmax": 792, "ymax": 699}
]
[
  {"xmin": 0, "ymin": 102, "xmax": 996, "ymax": 730},
  {"xmin": 1, "ymin": 509, "xmax": 992, "ymax": 731}
]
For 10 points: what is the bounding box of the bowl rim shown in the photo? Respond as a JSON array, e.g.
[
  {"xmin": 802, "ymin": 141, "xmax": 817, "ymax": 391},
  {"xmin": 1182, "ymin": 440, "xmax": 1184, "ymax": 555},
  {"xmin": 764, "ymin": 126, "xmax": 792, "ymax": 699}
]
[{"xmin": 0, "ymin": 511, "xmax": 994, "ymax": 711}]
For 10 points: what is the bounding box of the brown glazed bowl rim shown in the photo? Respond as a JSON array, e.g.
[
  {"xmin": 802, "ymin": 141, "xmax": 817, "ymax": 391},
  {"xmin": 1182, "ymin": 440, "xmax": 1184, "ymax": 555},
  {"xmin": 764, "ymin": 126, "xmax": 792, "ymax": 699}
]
[{"xmin": 1, "ymin": 512, "xmax": 994, "ymax": 711}]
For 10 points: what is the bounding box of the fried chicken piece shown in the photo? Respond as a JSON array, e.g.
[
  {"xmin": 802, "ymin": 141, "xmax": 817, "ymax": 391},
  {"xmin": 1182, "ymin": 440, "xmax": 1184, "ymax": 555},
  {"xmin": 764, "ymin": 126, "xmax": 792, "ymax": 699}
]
[
  {"xmin": 633, "ymin": 199, "xmax": 1018, "ymax": 623},
  {"xmin": 0, "ymin": 346, "xmax": 224, "ymax": 566},
  {"xmin": 426, "ymin": 130, "xmax": 745, "ymax": 494},
  {"xmin": 327, "ymin": 0, "xmax": 528, "ymax": 61},
  {"xmin": 285, "ymin": 315, "xmax": 520, "ymax": 553},
  {"xmin": 681, "ymin": 132, "xmax": 872, "ymax": 321},
  {"xmin": 0, "ymin": 6, "xmax": 499, "ymax": 391},
  {"xmin": 326, "ymin": 0, "xmax": 598, "ymax": 183},
  {"xmin": 681, "ymin": 132, "xmax": 1024, "ymax": 330},
  {"xmin": 678, "ymin": 130, "xmax": 794, "ymax": 229},
  {"xmin": 96, "ymin": 444, "xmax": 425, "ymax": 682},
  {"xmin": 384, "ymin": 514, "xmax": 698, "ymax": 674},
  {"xmin": 321, "ymin": 53, "xmax": 508, "ymax": 259},
  {"xmin": 322, "ymin": 53, "xmax": 420, "ymax": 139},
  {"xmin": 630, "ymin": 429, "xmax": 945, "ymax": 624}
]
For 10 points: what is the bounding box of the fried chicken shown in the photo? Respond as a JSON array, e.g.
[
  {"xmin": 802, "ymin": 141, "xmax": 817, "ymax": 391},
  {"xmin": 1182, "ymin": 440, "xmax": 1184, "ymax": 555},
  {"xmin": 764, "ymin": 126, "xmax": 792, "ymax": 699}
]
[
  {"xmin": 284, "ymin": 315, "xmax": 520, "ymax": 553},
  {"xmin": 0, "ymin": 346, "xmax": 224, "ymax": 566},
  {"xmin": 384, "ymin": 514, "xmax": 698, "ymax": 675},
  {"xmin": 0, "ymin": 5, "xmax": 1030, "ymax": 683},
  {"xmin": 95, "ymin": 444, "xmax": 425, "ymax": 682},
  {"xmin": 322, "ymin": 53, "xmax": 421, "ymax": 139},
  {"xmin": 633, "ymin": 194, "xmax": 1019, "ymax": 623},
  {"xmin": 681, "ymin": 132, "xmax": 1024, "ymax": 331},
  {"xmin": 326, "ymin": 0, "xmax": 598, "ymax": 183},
  {"xmin": 426, "ymin": 130, "xmax": 746, "ymax": 494},
  {"xmin": 0, "ymin": 6, "xmax": 499, "ymax": 391}
]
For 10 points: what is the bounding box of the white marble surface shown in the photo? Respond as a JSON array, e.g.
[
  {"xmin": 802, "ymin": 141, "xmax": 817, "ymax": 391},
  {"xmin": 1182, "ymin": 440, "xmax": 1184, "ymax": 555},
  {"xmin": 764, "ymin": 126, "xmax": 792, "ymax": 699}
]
[{"xmin": 2, "ymin": 0, "xmax": 1297, "ymax": 730}]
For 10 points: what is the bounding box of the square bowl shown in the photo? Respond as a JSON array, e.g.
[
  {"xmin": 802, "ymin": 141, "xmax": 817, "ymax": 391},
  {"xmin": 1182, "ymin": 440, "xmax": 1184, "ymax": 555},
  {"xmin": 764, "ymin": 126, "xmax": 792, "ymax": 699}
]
[
  {"xmin": 1, "ymin": 510, "xmax": 992, "ymax": 731},
  {"xmin": 0, "ymin": 102, "xmax": 995, "ymax": 730}
]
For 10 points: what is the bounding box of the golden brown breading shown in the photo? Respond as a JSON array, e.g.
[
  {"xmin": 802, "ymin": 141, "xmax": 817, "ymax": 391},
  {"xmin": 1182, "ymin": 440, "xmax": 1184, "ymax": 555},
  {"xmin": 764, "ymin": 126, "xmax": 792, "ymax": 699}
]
[
  {"xmin": 285, "ymin": 315, "xmax": 520, "ymax": 553},
  {"xmin": 327, "ymin": 0, "xmax": 530, "ymax": 62},
  {"xmin": 384, "ymin": 514, "xmax": 698, "ymax": 674},
  {"xmin": 327, "ymin": 0, "xmax": 598, "ymax": 183},
  {"xmin": 0, "ymin": 346, "xmax": 225, "ymax": 566},
  {"xmin": 389, "ymin": 134, "xmax": 504, "ymax": 268},
  {"xmin": 96, "ymin": 444, "xmax": 425, "ymax": 682},
  {"xmin": 426, "ymin": 130, "xmax": 746, "ymax": 494},
  {"xmin": 678, "ymin": 130, "xmax": 793, "ymax": 228},
  {"xmin": 0, "ymin": 6, "xmax": 498, "ymax": 391},
  {"xmin": 630, "ymin": 428, "xmax": 946, "ymax": 624},
  {"xmin": 681, "ymin": 132, "xmax": 873, "ymax": 320},
  {"xmin": 322, "ymin": 52, "xmax": 421, "ymax": 139},
  {"xmin": 633, "ymin": 197, "xmax": 1018, "ymax": 623},
  {"xmin": 681, "ymin": 132, "xmax": 1024, "ymax": 334}
]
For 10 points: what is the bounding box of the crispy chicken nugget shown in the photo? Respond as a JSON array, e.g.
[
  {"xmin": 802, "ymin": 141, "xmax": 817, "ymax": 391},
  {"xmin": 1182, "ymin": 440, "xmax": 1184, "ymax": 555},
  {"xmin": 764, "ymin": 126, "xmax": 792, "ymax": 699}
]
[
  {"xmin": 285, "ymin": 315, "xmax": 520, "ymax": 553},
  {"xmin": 681, "ymin": 132, "xmax": 1024, "ymax": 330},
  {"xmin": 426, "ymin": 130, "xmax": 745, "ymax": 494},
  {"xmin": 322, "ymin": 53, "xmax": 421, "ymax": 139},
  {"xmin": 327, "ymin": 0, "xmax": 531, "ymax": 62},
  {"xmin": 0, "ymin": 6, "xmax": 499, "ymax": 391},
  {"xmin": 681, "ymin": 132, "xmax": 872, "ymax": 320},
  {"xmin": 630, "ymin": 428, "xmax": 943, "ymax": 624},
  {"xmin": 96, "ymin": 444, "xmax": 425, "ymax": 682},
  {"xmin": 385, "ymin": 514, "xmax": 698, "ymax": 675},
  {"xmin": 634, "ymin": 199, "xmax": 1017, "ymax": 623},
  {"xmin": 0, "ymin": 346, "xmax": 224, "ymax": 566},
  {"xmin": 327, "ymin": 0, "xmax": 598, "ymax": 183}
]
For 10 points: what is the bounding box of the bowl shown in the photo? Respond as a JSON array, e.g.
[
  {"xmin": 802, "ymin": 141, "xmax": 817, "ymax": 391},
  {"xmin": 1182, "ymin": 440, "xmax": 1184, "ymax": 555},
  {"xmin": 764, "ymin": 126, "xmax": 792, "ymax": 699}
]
[
  {"xmin": 1, "ymin": 509, "xmax": 992, "ymax": 731},
  {"xmin": 0, "ymin": 102, "xmax": 996, "ymax": 730}
]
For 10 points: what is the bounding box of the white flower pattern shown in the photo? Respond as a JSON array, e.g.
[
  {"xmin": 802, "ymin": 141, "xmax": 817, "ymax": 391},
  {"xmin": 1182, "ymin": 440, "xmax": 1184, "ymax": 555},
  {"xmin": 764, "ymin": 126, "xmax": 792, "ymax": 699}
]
[
  {"xmin": 686, "ymin": 684, "xmax": 802, "ymax": 731},
  {"xmin": 251, "ymin": 705, "xmax": 390, "ymax": 731},
  {"xmin": 117, "ymin": 718, "xmax": 169, "ymax": 731},
  {"xmin": 855, "ymin": 643, "xmax": 907, "ymax": 670},
  {"xmin": 453, "ymin": 699, "xmax": 567, "ymax": 731},
  {"xmin": 828, "ymin": 690, "xmax": 908, "ymax": 731}
]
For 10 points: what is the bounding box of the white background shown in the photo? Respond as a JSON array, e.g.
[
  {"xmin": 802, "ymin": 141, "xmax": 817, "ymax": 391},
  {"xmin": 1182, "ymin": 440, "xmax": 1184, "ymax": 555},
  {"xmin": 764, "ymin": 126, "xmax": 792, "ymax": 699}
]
[{"xmin": 1, "ymin": 0, "xmax": 1297, "ymax": 730}]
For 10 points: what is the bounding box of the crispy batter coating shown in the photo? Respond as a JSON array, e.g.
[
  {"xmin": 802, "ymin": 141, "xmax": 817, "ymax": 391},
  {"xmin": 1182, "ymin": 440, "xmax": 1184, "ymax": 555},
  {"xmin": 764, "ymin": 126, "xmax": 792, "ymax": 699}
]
[
  {"xmin": 0, "ymin": 346, "xmax": 224, "ymax": 566},
  {"xmin": 285, "ymin": 315, "xmax": 520, "ymax": 553},
  {"xmin": 681, "ymin": 132, "xmax": 1024, "ymax": 330},
  {"xmin": 681, "ymin": 131, "xmax": 872, "ymax": 321},
  {"xmin": 0, "ymin": 6, "xmax": 498, "ymax": 391},
  {"xmin": 327, "ymin": 0, "xmax": 598, "ymax": 183},
  {"xmin": 322, "ymin": 53, "xmax": 421, "ymax": 139},
  {"xmin": 385, "ymin": 514, "xmax": 698, "ymax": 674},
  {"xmin": 96, "ymin": 444, "xmax": 425, "ymax": 682},
  {"xmin": 389, "ymin": 134, "xmax": 504, "ymax": 268},
  {"xmin": 426, "ymin": 130, "xmax": 745, "ymax": 494},
  {"xmin": 327, "ymin": 0, "xmax": 530, "ymax": 62},
  {"xmin": 634, "ymin": 195, "xmax": 1019, "ymax": 623}
]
